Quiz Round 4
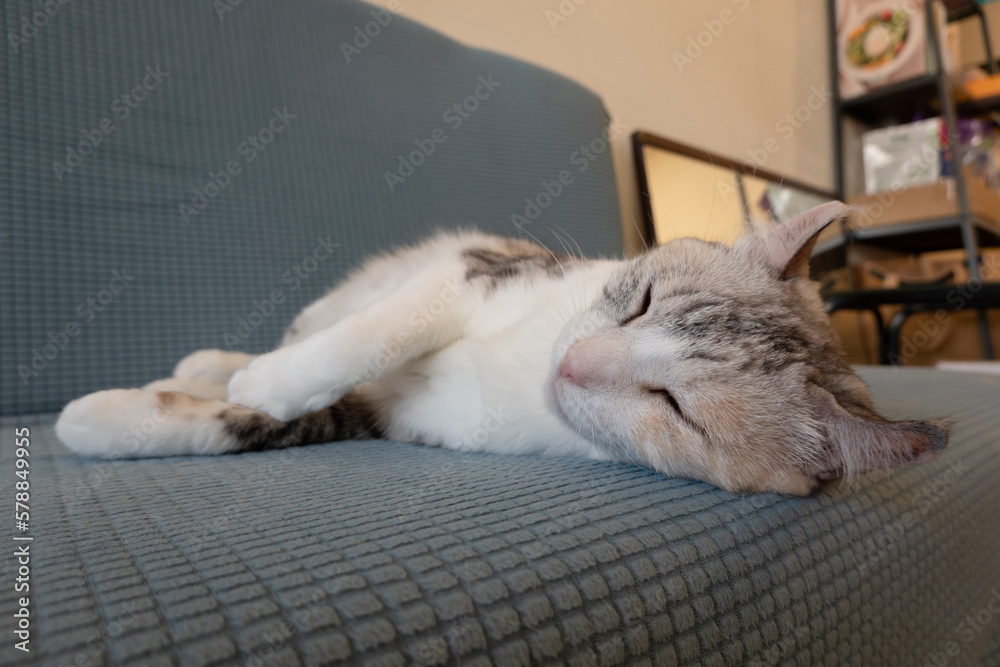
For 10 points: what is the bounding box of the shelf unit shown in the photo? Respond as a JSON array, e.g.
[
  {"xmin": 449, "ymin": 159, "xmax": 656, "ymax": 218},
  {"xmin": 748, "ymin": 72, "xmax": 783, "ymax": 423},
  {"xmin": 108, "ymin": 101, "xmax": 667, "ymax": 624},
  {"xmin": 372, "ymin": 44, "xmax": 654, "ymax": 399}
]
[{"xmin": 826, "ymin": 0, "xmax": 999, "ymax": 358}]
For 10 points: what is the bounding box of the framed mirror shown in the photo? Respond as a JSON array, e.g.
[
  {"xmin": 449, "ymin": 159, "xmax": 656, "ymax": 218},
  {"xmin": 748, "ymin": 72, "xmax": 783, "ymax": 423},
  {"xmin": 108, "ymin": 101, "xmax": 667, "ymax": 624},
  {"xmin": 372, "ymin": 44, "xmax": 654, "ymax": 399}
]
[{"xmin": 632, "ymin": 131, "xmax": 844, "ymax": 273}]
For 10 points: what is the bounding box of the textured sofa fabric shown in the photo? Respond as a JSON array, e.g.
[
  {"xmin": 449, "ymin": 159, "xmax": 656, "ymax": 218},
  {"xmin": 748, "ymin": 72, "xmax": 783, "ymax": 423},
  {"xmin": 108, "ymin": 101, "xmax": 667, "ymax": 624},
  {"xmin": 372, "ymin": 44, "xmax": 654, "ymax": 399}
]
[
  {"xmin": 1, "ymin": 368, "xmax": 1000, "ymax": 666},
  {"xmin": 1, "ymin": 0, "xmax": 622, "ymax": 417}
]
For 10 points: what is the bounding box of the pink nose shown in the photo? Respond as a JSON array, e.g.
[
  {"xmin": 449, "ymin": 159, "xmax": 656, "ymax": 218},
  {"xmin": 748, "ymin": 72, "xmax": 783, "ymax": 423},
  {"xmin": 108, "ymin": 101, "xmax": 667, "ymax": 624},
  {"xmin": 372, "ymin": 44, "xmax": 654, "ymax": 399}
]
[{"xmin": 559, "ymin": 342, "xmax": 593, "ymax": 387}]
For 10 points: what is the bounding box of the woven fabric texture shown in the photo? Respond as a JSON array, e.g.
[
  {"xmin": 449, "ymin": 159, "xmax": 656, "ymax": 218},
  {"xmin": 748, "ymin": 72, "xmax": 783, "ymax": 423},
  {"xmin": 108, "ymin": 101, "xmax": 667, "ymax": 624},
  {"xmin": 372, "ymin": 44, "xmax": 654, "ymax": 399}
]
[
  {"xmin": 1, "ymin": 0, "xmax": 623, "ymax": 416},
  {"xmin": 1, "ymin": 367, "xmax": 999, "ymax": 666}
]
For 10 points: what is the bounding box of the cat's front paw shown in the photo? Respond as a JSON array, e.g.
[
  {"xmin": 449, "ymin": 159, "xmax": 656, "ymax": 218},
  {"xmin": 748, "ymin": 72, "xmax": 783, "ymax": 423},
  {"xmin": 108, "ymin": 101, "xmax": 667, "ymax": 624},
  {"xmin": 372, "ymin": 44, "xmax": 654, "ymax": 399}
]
[{"xmin": 227, "ymin": 352, "xmax": 337, "ymax": 421}]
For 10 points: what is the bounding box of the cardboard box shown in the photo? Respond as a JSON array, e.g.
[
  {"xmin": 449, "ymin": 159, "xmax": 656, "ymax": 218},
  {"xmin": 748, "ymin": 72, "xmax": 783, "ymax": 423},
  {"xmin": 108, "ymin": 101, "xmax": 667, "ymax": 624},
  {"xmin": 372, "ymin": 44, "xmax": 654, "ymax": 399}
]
[
  {"xmin": 845, "ymin": 169, "xmax": 1000, "ymax": 234},
  {"xmin": 829, "ymin": 246, "xmax": 1000, "ymax": 366},
  {"xmin": 920, "ymin": 247, "xmax": 1000, "ymax": 282}
]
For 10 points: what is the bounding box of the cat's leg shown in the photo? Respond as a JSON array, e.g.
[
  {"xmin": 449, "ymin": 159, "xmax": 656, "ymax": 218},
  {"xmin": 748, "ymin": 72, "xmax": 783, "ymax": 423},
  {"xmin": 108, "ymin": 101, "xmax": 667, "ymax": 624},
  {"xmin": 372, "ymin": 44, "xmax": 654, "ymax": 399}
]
[
  {"xmin": 128, "ymin": 350, "xmax": 256, "ymax": 400},
  {"xmin": 278, "ymin": 239, "xmax": 446, "ymax": 346},
  {"xmin": 55, "ymin": 388, "xmax": 381, "ymax": 458},
  {"xmin": 173, "ymin": 350, "xmax": 257, "ymax": 384},
  {"xmin": 227, "ymin": 261, "xmax": 474, "ymax": 421}
]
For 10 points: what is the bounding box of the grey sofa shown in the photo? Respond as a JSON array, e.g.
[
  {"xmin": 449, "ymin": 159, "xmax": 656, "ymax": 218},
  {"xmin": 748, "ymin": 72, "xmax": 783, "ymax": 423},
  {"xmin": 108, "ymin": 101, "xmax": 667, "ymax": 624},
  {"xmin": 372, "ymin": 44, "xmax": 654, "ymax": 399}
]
[{"xmin": 3, "ymin": 1, "xmax": 1000, "ymax": 665}]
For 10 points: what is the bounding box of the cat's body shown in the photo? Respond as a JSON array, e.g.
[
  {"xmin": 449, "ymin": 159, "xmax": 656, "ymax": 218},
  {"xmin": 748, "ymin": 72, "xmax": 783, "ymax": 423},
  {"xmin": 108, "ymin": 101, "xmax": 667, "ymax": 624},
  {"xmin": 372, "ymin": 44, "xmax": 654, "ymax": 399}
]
[
  {"xmin": 261, "ymin": 229, "xmax": 618, "ymax": 459},
  {"xmin": 56, "ymin": 203, "xmax": 948, "ymax": 495}
]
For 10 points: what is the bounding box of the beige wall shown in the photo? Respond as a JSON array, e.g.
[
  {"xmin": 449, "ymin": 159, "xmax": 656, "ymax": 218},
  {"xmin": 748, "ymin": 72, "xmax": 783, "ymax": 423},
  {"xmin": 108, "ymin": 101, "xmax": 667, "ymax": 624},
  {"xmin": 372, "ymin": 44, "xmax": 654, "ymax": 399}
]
[{"xmin": 375, "ymin": 0, "xmax": 834, "ymax": 253}]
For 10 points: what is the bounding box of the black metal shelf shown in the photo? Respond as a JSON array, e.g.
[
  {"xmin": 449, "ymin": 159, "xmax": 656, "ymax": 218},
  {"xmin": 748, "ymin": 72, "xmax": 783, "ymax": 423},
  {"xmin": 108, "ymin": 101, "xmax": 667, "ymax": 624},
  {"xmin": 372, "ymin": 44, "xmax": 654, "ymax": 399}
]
[
  {"xmin": 841, "ymin": 78, "xmax": 1000, "ymax": 124},
  {"xmin": 957, "ymin": 92, "xmax": 1000, "ymax": 114},
  {"xmin": 847, "ymin": 216, "xmax": 1000, "ymax": 253},
  {"xmin": 943, "ymin": 0, "xmax": 983, "ymax": 22},
  {"xmin": 823, "ymin": 280, "xmax": 1000, "ymax": 364},
  {"xmin": 839, "ymin": 75, "xmax": 941, "ymax": 124},
  {"xmin": 827, "ymin": 0, "xmax": 997, "ymax": 359}
]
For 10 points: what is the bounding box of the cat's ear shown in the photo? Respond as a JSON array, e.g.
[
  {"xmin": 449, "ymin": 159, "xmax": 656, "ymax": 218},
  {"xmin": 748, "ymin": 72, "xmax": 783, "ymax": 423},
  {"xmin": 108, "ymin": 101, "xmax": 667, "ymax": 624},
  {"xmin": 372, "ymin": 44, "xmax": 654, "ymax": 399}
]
[
  {"xmin": 807, "ymin": 383, "xmax": 949, "ymax": 481},
  {"xmin": 756, "ymin": 201, "xmax": 847, "ymax": 280}
]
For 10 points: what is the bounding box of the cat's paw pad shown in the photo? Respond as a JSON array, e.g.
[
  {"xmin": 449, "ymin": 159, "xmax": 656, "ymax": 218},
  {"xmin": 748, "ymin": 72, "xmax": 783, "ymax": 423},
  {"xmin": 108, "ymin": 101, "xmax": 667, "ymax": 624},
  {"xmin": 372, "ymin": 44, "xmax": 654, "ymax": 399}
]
[{"xmin": 174, "ymin": 349, "xmax": 255, "ymax": 384}]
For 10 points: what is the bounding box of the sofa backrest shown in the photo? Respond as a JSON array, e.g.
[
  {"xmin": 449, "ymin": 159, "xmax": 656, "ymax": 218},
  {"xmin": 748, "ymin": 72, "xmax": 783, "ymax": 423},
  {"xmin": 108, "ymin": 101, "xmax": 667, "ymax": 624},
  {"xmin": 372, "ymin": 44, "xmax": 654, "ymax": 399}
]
[{"xmin": 1, "ymin": 0, "xmax": 623, "ymax": 416}]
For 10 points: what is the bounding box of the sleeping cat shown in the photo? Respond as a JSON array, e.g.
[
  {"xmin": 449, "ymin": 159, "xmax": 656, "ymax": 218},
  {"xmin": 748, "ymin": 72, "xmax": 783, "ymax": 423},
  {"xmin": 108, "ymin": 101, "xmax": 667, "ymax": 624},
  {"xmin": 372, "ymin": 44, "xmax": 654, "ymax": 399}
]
[{"xmin": 55, "ymin": 202, "xmax": 948, "ymax": 495}]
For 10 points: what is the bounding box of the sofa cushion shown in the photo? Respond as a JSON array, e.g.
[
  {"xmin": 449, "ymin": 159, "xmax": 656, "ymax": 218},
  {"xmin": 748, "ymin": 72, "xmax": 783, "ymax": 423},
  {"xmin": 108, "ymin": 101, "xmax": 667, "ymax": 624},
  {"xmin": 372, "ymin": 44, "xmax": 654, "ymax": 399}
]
[{"xmin": 3, "ymin": 367, "xmax": 999, "ymax": 665}]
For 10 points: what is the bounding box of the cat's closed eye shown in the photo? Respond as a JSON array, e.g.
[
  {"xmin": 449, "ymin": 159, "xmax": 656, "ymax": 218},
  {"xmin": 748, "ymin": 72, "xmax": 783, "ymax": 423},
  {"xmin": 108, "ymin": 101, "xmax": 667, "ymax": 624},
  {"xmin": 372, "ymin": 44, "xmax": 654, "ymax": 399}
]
[
  {"xmin": 647, "ymin": 388, "xmax": 682, "ymax": 415},
  {"xmin": 622, "ymin": 284, "xmax": 652, "ymax": 325},
  {"xmin": 647, "ymin": 388, "xmax": 710, "ymax": 438}
]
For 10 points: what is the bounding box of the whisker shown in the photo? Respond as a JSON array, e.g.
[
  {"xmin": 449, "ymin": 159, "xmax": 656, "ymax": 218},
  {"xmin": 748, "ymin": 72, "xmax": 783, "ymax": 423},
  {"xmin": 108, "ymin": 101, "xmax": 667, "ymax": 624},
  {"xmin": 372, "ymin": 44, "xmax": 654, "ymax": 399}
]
[
  {"xmin": 627, "ymin": 214, "xmax": 652, "ymax": 252},
  {"xmin": 548, "ymin": 227, "xmax": 575, "ymax": 263},
  {"xmin": 704, "ymin": 154, "xmax": 719, "ymax": 239},
  {"xmin": 517, "ymin": 225, "xmax": 565, "ymax": 273},
  {"xmin": 552, "ymin": 224, "xmax": 584, "ymax": 259}
]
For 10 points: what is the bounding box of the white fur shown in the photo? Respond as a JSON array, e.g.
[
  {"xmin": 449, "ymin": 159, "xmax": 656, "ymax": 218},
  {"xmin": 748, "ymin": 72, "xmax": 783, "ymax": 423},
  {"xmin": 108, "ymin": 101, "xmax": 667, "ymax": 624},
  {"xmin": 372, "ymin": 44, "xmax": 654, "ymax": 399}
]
[{"xmin": 55, "ymin": 208, "xmax": 945, "ymax": 495}]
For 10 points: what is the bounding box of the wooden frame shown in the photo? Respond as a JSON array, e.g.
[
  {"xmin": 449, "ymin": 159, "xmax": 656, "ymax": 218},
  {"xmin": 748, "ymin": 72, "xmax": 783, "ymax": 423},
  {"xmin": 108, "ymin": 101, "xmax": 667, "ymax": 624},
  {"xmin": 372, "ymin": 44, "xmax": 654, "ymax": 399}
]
[{"xmin": 631, "ymin": 130, "xmax": 838, "ymax": 246}]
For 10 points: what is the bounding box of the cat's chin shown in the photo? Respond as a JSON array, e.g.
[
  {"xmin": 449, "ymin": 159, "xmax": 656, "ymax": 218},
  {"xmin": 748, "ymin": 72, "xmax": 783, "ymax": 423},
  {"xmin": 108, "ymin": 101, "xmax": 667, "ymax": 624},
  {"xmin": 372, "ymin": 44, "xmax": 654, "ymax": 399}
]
[
  {"xmin": 548, "ymin": 373, "xmax": 600, "ymax": 443},
  {"xmin": 548, "ymin": 374, "xmax": 608, "ymax": 447}
]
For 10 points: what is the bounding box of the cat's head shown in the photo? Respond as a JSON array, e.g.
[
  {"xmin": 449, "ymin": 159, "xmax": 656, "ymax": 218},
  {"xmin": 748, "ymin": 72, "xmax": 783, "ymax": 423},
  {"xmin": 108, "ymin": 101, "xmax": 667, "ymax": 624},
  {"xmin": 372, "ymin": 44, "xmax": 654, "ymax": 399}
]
[{"xmin": 550, "ymin": 202, "xmax": 948, "ymax": 495}]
